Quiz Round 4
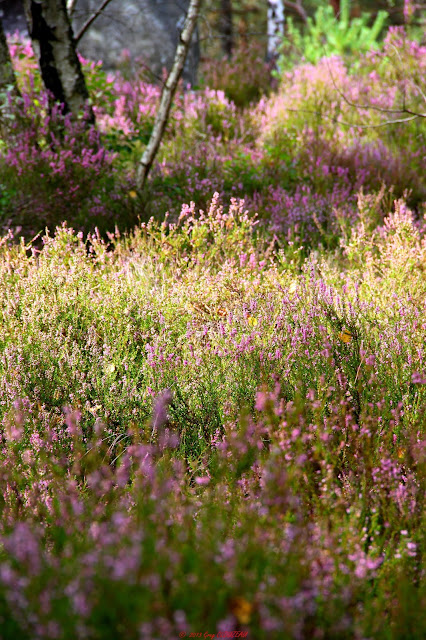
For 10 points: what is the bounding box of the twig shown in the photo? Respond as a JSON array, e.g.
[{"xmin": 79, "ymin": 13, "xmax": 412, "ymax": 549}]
[
  {"xmin": 325, "ymin": 57, "xmax": 426, "ymax": 119},
  {"xmin": 283, "ymin": 106, "xmax": 423, "ymax": 128},
  {"xmin": 75, "ymin": 0, "xmax": 115, "ymax": 45},
  {"xmin": 284, "ymin": 0, "xmax": 307, "ymax": 24}
]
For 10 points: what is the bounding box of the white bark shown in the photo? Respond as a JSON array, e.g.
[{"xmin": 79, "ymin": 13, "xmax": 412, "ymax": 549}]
[
  {"xmin": 267, "ymin": 0, "xmax": 285, "ymax": 61},
  {"xmin": 136, "ymin": 0, "xmax": 201, "ymax": 190},
  {"xmin": 67, "ymin": 0, "xmax": 78, "ymax": 17}
]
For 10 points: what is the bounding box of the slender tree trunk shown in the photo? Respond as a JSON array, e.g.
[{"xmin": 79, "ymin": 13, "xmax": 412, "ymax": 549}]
[
  {"xmin": 136, "ymin": 0, "xmax": 201, "ymax": 191},
  {"xmin": 23, "ymin": 0, "xmax": 94, "ymax": 123},
  {"xmin": 0, "ymin": 17, "xmax": 20, "ymax": 96},
  {"xmin": 267, "ymin": 0, "xmax": 285, "ymax": 62},
  {"xmin": 220, "ymin": 0, "xmax": 233, "ymax": 56}
]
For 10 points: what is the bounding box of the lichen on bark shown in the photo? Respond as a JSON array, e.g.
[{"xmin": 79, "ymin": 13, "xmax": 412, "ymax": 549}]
[{"xmin": 24, "ymin": 0, "xmax": 94, "ymax": 123}]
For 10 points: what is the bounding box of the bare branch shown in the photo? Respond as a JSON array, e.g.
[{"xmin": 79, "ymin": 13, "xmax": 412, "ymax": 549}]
[
  {"xmin": 325, "ymin": 58, "xmax": 426, "ymax": 120},
  {"xmin": 283, "ymin": 0, "xmax": 307, "ymax": 24},
  {"xmin": 75, "ymin": 0, "xmax": 115, "ymax": 45},
  {"xmin": 136, "ymin": 0, "xmax": 201, "ymax": 190},
  {"xmin": 283, "ymin": 106, "xmax": 423, "ymax": 128}
]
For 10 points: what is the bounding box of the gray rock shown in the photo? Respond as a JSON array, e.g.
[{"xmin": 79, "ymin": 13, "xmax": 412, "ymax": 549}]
[
  {"xmin": 1, "ymin": 0, "xmax": 199, "ymax": 85},
  {"xmin": 73, "ymin": 0, "xmax": 199, "ymax": 84}
]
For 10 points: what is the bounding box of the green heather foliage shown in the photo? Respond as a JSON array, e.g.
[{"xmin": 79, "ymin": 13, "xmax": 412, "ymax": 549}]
[
  {"xmin": 0, "ymin": 195, "xmax": 425, "ymax": 638},
  {"xmin": 0, "ymin": 20, "xmax": 425, "ymax": 640},
  {"xmin": 1, "ymin": 27, "xmax": 424, "ymax": 242},
  {"xmin": 278, "ymin": 0, "xmax": 388, "ymax": 69}
]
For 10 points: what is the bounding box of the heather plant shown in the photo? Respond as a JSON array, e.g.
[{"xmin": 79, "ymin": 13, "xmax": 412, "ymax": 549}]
[
  {"xmin": 201, "ymin": 40, "xmax": 273, "ymax": 108},
  {"xmin": 0, "ymin": 24, "xmax": 426, "ymax": 637},
  {"xmin": 6, "ymin": 32, "xmax": 40, "ymax": 94},
  {"xmin": 0, "ymin": 37, "xmax": 138, "ymax": 237},
  {"xmin": 0, "ymin": 389, "xmax": 423, "ymax": 639},
  {"xmin": 2, "ymin": 28, "xmax": 424, "ymax": 248},
  {"xmin": 148, "ymin": 29, "xmax": 425, "ymax": 242},
  {"xmin": 1, "ymin": 194, "xmax": 425, "ymax": 447},
  {"xmin": 0, "ymin": 96, "xmax": 131, "ymax": 236},
  {"xmin": 258, "ymin": 27, "xmax": 426, "ymax": 240},
  {"xmin": 0, "ymin": 193, "xmax": 425, "ymax": 638}
]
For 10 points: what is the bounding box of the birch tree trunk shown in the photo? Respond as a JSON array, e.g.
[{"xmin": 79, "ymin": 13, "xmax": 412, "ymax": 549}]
[
  {"xmin": 267, "ymin": 0, "xmax": 285, "ymax": 61},
  {"xmin": 136, "ymin": 0, "xmax": 201, "ymax": 191},
  {"xmin": 0, "ymin": 16, "xmax": 19, "ymax": 96},
  {"xmin": 24, "ymin": 0, "xmax": 94, "ymax": 123}
]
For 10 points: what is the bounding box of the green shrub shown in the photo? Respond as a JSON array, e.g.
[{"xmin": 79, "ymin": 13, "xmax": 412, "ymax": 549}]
[{"xmin": 278, "ymin": 0, "xmax": 388, "ymax": 70}]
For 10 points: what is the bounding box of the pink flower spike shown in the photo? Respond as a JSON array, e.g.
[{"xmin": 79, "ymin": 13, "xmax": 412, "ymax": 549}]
[{"xmin": 195, "ymin": 476, "xmax": 210, "ymax": 486}]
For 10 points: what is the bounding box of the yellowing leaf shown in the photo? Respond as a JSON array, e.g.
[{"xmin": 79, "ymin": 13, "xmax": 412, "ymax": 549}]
[
  {"xmin": 230, "ymin": 596, "xmax": 253, "ymax": 625},
  {"xmin": 88, "ymin": 404, "xmax": 102, "ymax": 415},
  {"xmin": 338, "ymin": 329, "xmax": 353, "ymax": 343}
]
